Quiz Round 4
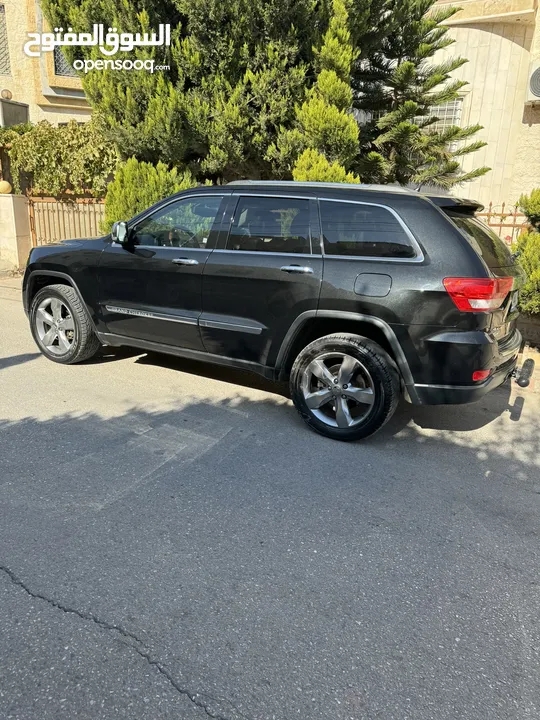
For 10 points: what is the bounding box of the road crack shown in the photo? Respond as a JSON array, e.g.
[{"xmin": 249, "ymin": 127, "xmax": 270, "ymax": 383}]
[{"xmin": 0, "ymin": 563, "xmax": 248, "ymax": 720}]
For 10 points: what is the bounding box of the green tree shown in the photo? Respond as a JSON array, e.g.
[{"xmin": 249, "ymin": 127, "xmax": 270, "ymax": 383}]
[
  {"xmin": 514, "ymin": 231, "xmax": 540, "ymax": 315},
  {"xmin": 353, "ymin": 0, "xmax": 490, "ymax": 189},
  {"xmin": 42, "ymin": 0, "xmax": 489, "ymax": 189},
  {"xmin": 102, "ymin": 157, "xmax": 196, "ymax": 231},
  {"xmin": 271, "ymin": 0, "xmax": 360, "ymax": 181},
  {"xmin": 42, "ymin": 0, "xmax": 323, "ymax": 183}
]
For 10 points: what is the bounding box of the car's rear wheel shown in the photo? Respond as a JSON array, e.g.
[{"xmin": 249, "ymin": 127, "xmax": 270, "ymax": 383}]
[
  {"xmin": 290, "ymin": 333, "xmax": 400, "ymax": 441},
  {"xmin": 30, "ymin": 284, "xmax": 101, "ymax": 364}
]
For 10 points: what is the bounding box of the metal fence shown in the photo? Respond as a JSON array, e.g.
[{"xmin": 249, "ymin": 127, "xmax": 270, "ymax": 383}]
[
  {"xmin": 477, "ymin": 203, "xmax": 529, "ymax": 246},
  {"xmin": 29, "ymin": 197, "xmax": 105, "ymax": 247}
]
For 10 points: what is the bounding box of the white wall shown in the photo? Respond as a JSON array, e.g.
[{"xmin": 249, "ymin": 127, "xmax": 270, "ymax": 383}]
[{"xmin": 437, "ymin": 20, "xmax": 536, "ymax": 207}]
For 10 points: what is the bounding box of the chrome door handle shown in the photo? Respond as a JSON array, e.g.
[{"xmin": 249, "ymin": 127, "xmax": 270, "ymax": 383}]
[
  {"xmin": 280, "ymin": 265, "xmax": 314, "ymax": 274},
  {"xmin": 172, "ymin": 258, "xmax": 199, "ymax": 266}
]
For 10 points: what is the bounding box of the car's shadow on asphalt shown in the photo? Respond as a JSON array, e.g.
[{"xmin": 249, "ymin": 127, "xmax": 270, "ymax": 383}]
[
  {"xmin": 106, "ymin": 347, "xmax": 522, "ymax": 438},
  {"xmin": 134, "ymin": 350, "xmax": 290, "ymax": 397},
  {"xmin": 0, "ymin": 352, "xmax": 42, "ymax": 370},
  {"xmin": 382, "ymin": 381, "xmax": 517, "ymax": 436}
]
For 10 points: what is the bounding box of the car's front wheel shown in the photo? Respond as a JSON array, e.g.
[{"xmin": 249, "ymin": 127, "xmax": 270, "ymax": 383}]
[
  {"xmin": 30, "ymin": 283, "xmax": 101, "ymax": 364},
  {"xmin": 290, "ymin": 333, "xmax": 400, "ymax": 441}
]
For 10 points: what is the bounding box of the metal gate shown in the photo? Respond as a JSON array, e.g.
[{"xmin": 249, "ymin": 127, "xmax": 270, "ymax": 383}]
[{"xmin": 28, "ymin": 197, "xmax": 105, "ymax": 247}]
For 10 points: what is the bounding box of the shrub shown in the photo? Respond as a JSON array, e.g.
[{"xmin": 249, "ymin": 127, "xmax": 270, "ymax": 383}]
[
  {"xmin": 514, "ymin": 231, "xmax": 540, "ymax": 316},
  {"xmin": 102, "ymin": 157, "xmax": 198, "ymax": 232},
  {"xmin": 519, "ymin": 188, "xmax": 540, "ymax": 231},
  {"xmin": 7, "ymin": 120, "xmax": 116, "ymax": 197},
  {"xmin": 292, "ymin": 148, "xmax": 360, "ymax": 184}
]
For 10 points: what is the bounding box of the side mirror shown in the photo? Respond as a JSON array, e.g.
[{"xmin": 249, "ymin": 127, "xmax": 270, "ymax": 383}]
[{"xmin": 111, "ymin": 221, "xmax": 129, "ymax": 246}]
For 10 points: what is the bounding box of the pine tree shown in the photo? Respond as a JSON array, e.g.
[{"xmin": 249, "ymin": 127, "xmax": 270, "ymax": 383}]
[
  {"xmin": 102, "ymin": 157, "xmax": 196, "ymax": 231},
  {"xmin": 352, "ymin": 0, "xmax": 490, "ymax": 190}
]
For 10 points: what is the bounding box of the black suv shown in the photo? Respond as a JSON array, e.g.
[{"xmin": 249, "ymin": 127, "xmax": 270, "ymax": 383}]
[{"xmin": 23, "ymin": 181, "xmax": 524, "ymax": 441}]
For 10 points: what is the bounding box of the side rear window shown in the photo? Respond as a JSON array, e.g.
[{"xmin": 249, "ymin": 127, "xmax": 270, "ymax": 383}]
[
  {"xmin": 227, "ymin": 196, "xmax": 311, "ymax": 254},
  {"xmin": 320, "ymin": 200, "xmax": 416, "ymax": 259},
  {"xmin": 448, "ymin": 214, "xmax": 515, "ymax": 269}
]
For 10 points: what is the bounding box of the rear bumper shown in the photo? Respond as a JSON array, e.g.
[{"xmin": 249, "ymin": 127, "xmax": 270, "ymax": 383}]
[{"xmin": 407, "ymin": 328, "xmax": 521, "ymax": 405}]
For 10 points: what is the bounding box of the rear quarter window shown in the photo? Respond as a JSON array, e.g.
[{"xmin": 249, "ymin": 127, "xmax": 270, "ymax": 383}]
[
  {"xmin": 448, "ymin": 214, "xmax": 515, "ymax": 269},
  {"xmin": 320, "ymin": 200, "xmax": 416, "ymax": 259}
]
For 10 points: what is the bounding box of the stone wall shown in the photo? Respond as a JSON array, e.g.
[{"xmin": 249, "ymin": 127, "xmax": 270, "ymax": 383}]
[{"xmin": 0, "ymin": 195, "xmax": 32, "ymax": 272}]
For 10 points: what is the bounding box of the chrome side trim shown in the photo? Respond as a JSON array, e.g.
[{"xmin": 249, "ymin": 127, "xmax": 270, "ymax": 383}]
[
  {"xmin": 104, "ymin": 305, "xmax": 198, "ymax": 326},
  {"xmin": 199, "ymin": 319, "xmax": 263, "ymax": 335},
  {"xmin": 231, "ymin": 192, "xmax": 313, "ymax": 201},
  {"xmin": 211, "ymin": 249, "xmax": 320, "ymax": 259},
  {"xmin": 317, "ymin": 197, "xmax": 425, "ymax": 263}
]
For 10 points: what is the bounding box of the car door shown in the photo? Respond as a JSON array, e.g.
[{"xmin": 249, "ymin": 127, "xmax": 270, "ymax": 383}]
[
  {"xmin": 98, "ymin": 193, "xmax": 226, "ymax": 350},
  {"xmin": 200, "ymin": 193, "xmax": 323, "ymax": 366}
]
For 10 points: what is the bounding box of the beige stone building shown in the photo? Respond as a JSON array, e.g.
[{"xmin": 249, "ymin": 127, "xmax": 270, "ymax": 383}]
[
  {"xmin": 435, "ymin": 0, "xmax": 540, "ymax": 207},
  {"xmin": 0, "ymin": 0, "xmax": 91, "ymax": 126}
]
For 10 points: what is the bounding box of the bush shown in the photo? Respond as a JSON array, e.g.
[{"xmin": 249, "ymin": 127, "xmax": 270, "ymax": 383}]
[
  {"xmin": 292, "ymin": 148, "xmax": 360, "ymax": 183},
  {"xmin": 514, "ymin": 231, "xmax": 540, "ymax": 316},
  {"xmin": 7, "ymin": 120, "xmax": 116, "ymax": 197},
  {"xmin": 519, "ymin": 188, "xmax": 540, "ymax": 231},
  {"xmin": 103, "ymin": 158, "xmax": 197, "ymax": 232}
]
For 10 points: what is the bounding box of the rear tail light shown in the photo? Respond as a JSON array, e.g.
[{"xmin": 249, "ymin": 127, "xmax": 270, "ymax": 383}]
[
  {"xmin": 443, "ymin": 277, "xmax": 514, "ymax": 312},
  {"xmin": 472, "ymin": 369, "xmax": 492, "ymax": 382}
]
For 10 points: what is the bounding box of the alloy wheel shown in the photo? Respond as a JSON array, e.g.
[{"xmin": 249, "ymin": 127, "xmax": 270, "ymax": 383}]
[
  {"xmin": 35, "ymin": 297, "xmax": 76, "ymax": 356},
  {"xmin": 301, "ymin": 352, "xmax": 375, "ymax": 428}
]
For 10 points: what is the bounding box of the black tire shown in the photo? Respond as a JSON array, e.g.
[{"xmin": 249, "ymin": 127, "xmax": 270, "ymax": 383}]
[
  {"xmin": 290, "ymin": 333, "xmax": 400, "ymax": 442},
  {"xmin": 30, "ymin": 283, "xmax": 101, "ymax": 364}
]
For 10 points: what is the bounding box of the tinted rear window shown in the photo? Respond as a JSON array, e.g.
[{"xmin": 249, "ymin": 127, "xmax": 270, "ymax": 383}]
[
  {"xmin": 320, "ymin": 200, "xmax": 416, "ymax": 258},
  {"xmin": 448, "ymin": 214, "xmax": 515, "ymax": 269}
]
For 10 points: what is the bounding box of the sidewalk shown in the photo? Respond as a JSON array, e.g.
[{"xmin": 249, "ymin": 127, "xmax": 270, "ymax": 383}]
[{"xmin": 0, "ymin": 276, "xmax": 23, "ymax": 291}]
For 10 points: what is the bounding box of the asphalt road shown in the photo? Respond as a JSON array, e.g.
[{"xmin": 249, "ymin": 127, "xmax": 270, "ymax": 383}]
[{"xmin": 1, "ymin": 277, "xmax": 540, "ymax": 720}]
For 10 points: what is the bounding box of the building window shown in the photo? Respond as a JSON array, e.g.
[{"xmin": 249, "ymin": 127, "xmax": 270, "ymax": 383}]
[
  {"xmin": 0, "ymin": 6, "xmax": 11, "ymax": 76},
  {"xmin": 54, "ymin": 47, "xmax": 78, "ymax": 77},
  {"xmin": 355, "ymin": 99, "xmax": 464, "ymax": 133},
  {"xmin": 427, "ymin": 98, "xmax": 463, "ymax": 133}
]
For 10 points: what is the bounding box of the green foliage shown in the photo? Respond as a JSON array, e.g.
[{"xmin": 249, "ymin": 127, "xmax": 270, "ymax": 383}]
[
  {"xmin": 41, "ymin": 0, "xmax": 488, "ymax": 188},
  {"xmin": 42, "ymin": 0, "xmax": 321, "ymax": 182},
  {"xmin": 293, "ymin": 148, "xmax": 360, "ymax": 183},
  {"xmin": 0, "ymin": 123, "xmax": 33, "ymax": 149},
  {"xmin": 353, "ymin": 0, "xmax": 490, "ymax": 189},
  {"xmin": 274, "ymin": 0, "xmax": 359, "ymax": 182},
  {"xmin": 6, "ymin": 120, "xmax": 116, "ymax": 197},
  {"xmin": 103, "ymin": 157, "xmax": 197, "ymax": 231},
  {"xmin": 519, "ymin": 189, "xmax": 540, "ymax": 231},
  {"xmin": 514, "ymin": 231, "xmax": 540, "ymax": 315}
]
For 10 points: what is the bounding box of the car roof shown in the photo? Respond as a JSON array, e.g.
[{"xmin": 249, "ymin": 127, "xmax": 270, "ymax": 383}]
[{"xmin": 225, "ymin": 180, "xmax": 484, "ymax": 212}]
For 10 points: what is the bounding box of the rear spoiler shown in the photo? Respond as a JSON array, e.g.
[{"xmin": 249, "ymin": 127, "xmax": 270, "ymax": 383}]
[{"xmin": 427, "ymin": 196, "xmax": 484, "ymax": 214}]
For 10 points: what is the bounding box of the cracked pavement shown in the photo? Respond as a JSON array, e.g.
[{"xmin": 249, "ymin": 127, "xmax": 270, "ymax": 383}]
[{"xmin": 1, "ymin": 277, "xmax": 540, "ymax": 720}]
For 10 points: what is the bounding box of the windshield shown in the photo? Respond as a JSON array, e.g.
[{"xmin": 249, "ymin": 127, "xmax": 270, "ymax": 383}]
[{"xmin": 448, "ymin": 214, "xmax": 515, "ymax": 269}]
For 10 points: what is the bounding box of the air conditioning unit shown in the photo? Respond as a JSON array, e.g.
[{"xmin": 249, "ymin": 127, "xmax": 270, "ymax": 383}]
[{"xmin": 526, "ymin": 61, "xmax": 540, "ymax": 105}]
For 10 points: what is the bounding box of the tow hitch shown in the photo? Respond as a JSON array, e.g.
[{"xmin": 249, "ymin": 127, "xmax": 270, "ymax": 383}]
[{"xmin": 513, "ymin": 358, "xmax": 536, "ymax": 388}]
